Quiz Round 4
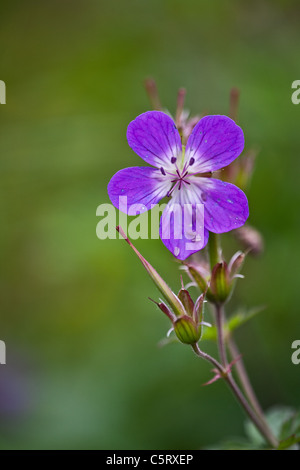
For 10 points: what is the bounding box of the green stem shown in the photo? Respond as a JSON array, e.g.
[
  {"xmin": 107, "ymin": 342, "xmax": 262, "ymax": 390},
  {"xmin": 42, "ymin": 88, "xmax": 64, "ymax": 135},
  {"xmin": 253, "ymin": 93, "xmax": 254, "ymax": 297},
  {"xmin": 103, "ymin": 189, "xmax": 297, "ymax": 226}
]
[
  {"xmin": 213, "ymin": 303, "xmax": 278, "ymax": 448},
  {"xmin": 228, "ymin": 335, "xmax": 264, "ymax": 418},
  {"xmin": 208, "ymin": 232, "xmax": 221, "ymax": 271},
  {"xmin": 192, "ymin": 343, "xmax": 279, "ymax": 448},
  {"xmin": 215, "ymin": 304, "xmax": 228, "ymax": 367},
  {"xmin": 227, "ymin": 334, "xmax": 277, "ymax": 444}
]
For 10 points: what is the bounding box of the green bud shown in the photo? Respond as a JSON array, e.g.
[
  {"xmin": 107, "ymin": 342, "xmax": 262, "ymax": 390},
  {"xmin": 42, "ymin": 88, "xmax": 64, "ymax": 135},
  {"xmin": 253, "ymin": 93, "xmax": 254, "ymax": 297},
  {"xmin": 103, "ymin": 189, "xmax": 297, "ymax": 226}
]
[
  {"xmin": 208, "ymin": 262, "xmax": 231, "ymax": 304},
  {"xmin": 174, "ymin": 316, "xmax": 201, "ymax": 345}
]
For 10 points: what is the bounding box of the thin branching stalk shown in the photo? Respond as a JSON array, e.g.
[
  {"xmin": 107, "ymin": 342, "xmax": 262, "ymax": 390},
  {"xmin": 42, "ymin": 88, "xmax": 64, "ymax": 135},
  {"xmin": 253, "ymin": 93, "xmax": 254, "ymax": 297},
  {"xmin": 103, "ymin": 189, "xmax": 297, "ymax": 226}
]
[
  {"xmin": 228, "ymin": 335, "xmax": 264, "ymax": 417},
  {"xmin": 192, "ymin": 343, "xmax": 279, "ymax": 448},
  {"xmin": 215, "ymin": 304, "xmax": 228, "ymax": 367}
]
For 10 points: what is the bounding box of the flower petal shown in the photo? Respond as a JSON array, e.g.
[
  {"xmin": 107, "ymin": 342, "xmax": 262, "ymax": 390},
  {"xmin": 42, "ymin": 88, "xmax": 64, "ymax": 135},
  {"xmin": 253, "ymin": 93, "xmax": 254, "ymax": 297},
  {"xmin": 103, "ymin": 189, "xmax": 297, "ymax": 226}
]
[
  {"xmin": 159, "ymin": 188, "xmax": 209, "ymax": 260},
  {"xmin": 127, "ymin": 111, "xmax": 182, "ymax": 168},
  {"xmin": 185, "ymin": 115, "xmax": 244, "ymax": 173},
  {"xmin": 191, "ymin": 177, "xmax": 249, "ymax": 233},
  {"xmin": 108, "ymin": 167, "xmax": 172, "ymax": 214}
]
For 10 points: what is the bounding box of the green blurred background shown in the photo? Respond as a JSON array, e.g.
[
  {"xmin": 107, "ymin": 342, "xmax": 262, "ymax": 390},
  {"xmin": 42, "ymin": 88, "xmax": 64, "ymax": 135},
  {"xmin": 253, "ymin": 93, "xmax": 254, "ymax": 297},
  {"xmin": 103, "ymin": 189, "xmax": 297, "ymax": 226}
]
[{"xmin": 0, "ymin": 0, "xmax": 299, "ymax": 449}]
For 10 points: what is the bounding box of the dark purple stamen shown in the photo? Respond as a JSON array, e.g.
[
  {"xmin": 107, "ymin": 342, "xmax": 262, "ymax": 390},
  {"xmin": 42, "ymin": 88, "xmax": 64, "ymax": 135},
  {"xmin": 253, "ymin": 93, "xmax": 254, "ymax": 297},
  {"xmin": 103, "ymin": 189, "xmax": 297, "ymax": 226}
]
[
  {"xmin": 171, "ymin": 157, "xmax": 177, "ymax": 164},
  {"xmin": 160, "ymin": 167, "xmax": 166, "ymax": 176},
  {"xmin": 189, "ymin": 157, "xmax": 195, "ymax": 166}
]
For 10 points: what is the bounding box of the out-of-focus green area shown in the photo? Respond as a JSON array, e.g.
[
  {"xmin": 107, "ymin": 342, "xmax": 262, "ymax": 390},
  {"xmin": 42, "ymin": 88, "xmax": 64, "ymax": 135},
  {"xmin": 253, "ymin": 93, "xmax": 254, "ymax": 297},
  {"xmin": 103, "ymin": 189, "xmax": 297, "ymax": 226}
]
[{"xmin": 0, "ymin": 0, "xmax": 299, "ymax": 449}]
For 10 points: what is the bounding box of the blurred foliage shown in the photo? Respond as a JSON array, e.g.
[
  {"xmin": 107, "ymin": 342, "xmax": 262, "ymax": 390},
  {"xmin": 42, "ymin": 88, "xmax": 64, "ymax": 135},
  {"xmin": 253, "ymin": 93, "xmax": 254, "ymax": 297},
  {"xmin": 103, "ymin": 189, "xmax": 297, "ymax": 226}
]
[
  {"xmin": 208, "ymin": 407, "xmax": 300, "ymax": 450},
  {"xmin": 0, "ymin": 0, "xmax": 300, "ymax": 449}
]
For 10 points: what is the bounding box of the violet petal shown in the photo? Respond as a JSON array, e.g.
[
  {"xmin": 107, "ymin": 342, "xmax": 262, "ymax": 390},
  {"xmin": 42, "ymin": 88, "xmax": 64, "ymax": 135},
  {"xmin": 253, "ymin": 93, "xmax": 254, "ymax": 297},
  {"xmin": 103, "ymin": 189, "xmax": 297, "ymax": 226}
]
[
  {"xmin": 159, "ymin": 189, "xmax": 209, "ymax": 260},
  {"xmin": 191, "ymin": 177, "xmax": 249, "ymax": 233},
  {"xmin": 108, "ymin": 166, "xmax": 172, "ymax": 213},
  {"xmin": 127, "ymin": 111, "xmax": 182, "ymax": 169},
  {"xmin": 185, "ymin": 115, "xmax": 244, "ymax": 173}
]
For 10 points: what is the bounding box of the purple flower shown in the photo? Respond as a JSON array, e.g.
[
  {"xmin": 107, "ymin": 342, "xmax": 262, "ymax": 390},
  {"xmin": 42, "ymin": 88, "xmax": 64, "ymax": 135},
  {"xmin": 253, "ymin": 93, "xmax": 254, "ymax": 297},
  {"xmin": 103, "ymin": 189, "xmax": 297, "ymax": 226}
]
[{"xmin": 108, "ymin": 111, "xmax": 249, "ymax": 260}]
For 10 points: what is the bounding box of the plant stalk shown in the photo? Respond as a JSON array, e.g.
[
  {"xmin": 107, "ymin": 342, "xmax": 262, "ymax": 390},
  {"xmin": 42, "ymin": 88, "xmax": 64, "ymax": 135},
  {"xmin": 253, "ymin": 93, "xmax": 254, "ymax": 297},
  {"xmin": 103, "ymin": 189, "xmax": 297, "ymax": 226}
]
[
  {"xmin": 215, "ymin": 303, "xmax": 228, "ymax": 367},
  {"xmin": 228, "ymin": 335, "xmax": 264, "ymax": 417},
  {"xmin": 192, "ymin": 343, "xmax": 279, "ymax": 448},
  {"xmin": 208, "ymin": 232, "xmax": 221, "ymax": 271}
]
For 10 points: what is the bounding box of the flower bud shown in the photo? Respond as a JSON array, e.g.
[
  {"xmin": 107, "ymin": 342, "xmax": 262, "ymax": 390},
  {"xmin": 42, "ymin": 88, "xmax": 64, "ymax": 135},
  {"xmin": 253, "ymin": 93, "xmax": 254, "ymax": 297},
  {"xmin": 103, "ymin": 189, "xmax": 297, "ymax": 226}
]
[
  {"xmin": 173, "ymin": 316, "xmax": 201, "ymax": 345},
  {"xmin": 234, "ymin": 149, "xmax": 257, "ymax": 190},
  {"xmin": 234, "ymin": 224, "xmax": 264, "ymax": 256},
  {"xmin": 207, "ymin": 262, "xmax": 231, "ymax": 304}
]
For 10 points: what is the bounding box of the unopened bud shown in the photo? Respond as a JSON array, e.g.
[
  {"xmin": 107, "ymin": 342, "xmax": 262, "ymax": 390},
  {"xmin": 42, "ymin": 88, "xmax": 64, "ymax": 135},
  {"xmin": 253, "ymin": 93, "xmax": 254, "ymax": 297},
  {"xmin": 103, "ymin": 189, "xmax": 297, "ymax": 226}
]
[
  {"xmin": 235, "ymin": 149, "xmax": 258, "ymax": 190},
  {"xmin": 208, "ymin": 262, "xmax": 231, "ymax": 304},
  {"xmin": 174, "ymin": 316, "xmax": 201, "ymax": 345},
  {"xmin": 234, "ymin": 224, "xmax": 264, "ymax": 256}
]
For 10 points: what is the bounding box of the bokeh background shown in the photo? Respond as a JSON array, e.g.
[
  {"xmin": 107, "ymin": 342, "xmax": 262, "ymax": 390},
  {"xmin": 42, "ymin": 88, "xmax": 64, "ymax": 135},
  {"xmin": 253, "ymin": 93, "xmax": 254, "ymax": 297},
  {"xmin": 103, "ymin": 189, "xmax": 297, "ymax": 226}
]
[{"xmin": 0, "ymin": 0, "xmax": 299, "ymax": 450}]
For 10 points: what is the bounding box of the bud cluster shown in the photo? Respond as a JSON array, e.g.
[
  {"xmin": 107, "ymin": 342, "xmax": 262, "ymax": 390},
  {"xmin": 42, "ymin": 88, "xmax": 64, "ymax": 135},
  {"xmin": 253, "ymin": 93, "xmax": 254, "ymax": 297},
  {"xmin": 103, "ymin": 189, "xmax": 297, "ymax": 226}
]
[{"xmin": 186, "ymin": 251, "xmax": 246, "ymax": 305}]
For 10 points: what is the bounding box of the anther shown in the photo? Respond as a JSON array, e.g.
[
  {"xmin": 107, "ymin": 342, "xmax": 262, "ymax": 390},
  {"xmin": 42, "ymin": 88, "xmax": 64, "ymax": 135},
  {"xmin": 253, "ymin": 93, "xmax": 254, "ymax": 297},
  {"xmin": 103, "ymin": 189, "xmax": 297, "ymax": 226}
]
[
  {"xmin": 160, "ymin": 167, "xmax": 166, "ymax": 176},
  {"xmin": 189, "ymin": 157, "xmax": 195, "ymax": 166},
  {"xmin": 171, "ymin": 157, "xmax": 177, "ymax": 164}
]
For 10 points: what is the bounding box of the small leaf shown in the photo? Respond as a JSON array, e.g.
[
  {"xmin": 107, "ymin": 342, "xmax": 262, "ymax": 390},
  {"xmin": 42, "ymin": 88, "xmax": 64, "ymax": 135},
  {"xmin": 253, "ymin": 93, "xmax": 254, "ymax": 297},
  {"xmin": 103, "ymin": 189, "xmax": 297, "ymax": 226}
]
[
  {"xmin": 200, "ymin": 306, "xmax": 264, "ymax": 343},
  {"xmin": 205, "ymin": 438, "xmax": 261, "ymax": 450},
  {"xmin": 280, "ymin": 411, "xmax": 300, "ymax": 440},
  {"xmin": 201, "ymin": 325, "xmax": 217, "ymax": 342},
  {"xmin": 245, "ymin": 406, "xmax": 296, "ymax": 447},
  {"xmin": 277, "ymin": 435, "xmax": 300, "ymax": 450},
  {"xmin": 226, "ymin": 305, "xmax": 265, "ymax": 334}
]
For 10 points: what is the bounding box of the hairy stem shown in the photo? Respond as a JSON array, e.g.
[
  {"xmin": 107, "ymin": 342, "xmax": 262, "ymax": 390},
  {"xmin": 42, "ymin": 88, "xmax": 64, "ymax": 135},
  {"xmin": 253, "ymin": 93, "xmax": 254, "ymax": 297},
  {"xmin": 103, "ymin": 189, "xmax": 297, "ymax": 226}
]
[
  {"xmin": 192, "ymin": 343, "xmax": 224, "ymax": 374},
  {"xmin": 215, "ymin": 304, "xmax": 228, "ymax": 367},
  {"xmin": 208, "ymin": 232, "xmax": 221, "ymax": 271},
  {"xmin": 213, "ymin": 300, "xmax": 278, "ymax": 448},
  {"xmin": 228, "ymin": 335, "xmax": 264, "ymax": 417},
  {"xmin": 225, "ymin": 373, "xmax": 278, "ymax": 448},
  {"xmin": 192, "ymin": 343, "xmax": 279, "ymax": 448}
]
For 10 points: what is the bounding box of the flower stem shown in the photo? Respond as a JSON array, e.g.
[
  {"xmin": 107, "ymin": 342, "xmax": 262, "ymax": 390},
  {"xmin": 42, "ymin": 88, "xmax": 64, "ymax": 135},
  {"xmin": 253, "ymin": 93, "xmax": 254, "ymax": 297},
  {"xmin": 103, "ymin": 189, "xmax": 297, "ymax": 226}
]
[
  {"xmin": 228, "ymin": 335, "xmax": 264, "ymax": 417},
  {"xmin": 192, "ymin": 343, "xmax": 279, "ymax": 448},
  {"xmin": 192, "ymin": 343, "xmax": 224, "ymax": 374},
  {"xmin": 215, "ymin": 304, "xmax": 228, "ymax": 367},
  {"xmin": 208, "ymin": 232, "xmax": 221, "ymax": 271},
  {"xmin": 213, "ymin": 303, "xmax": 278, "ymax": 448},
  {"xmin": 228, "ymin": 335, "xmax": 278, "ymax": 446},
  {"xmin": 225, "ymin": 372, "xmax": 278, "ymax": 448}
]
